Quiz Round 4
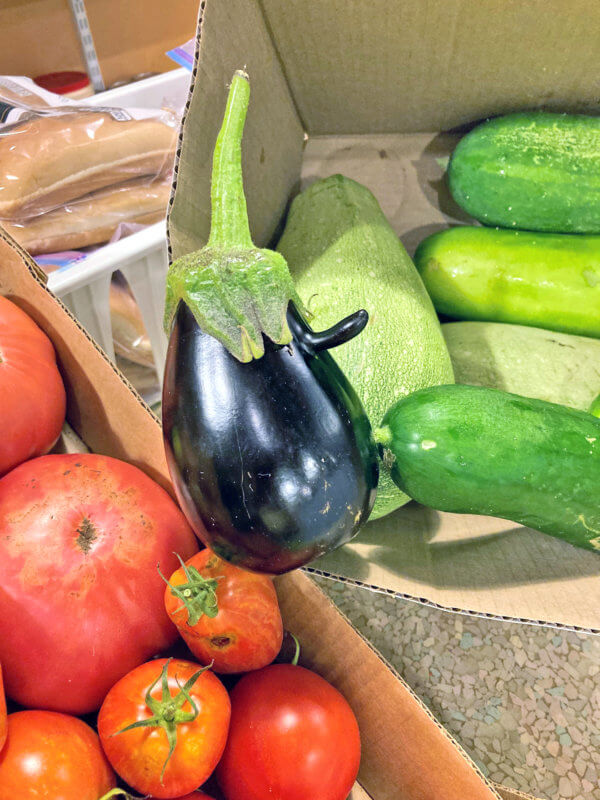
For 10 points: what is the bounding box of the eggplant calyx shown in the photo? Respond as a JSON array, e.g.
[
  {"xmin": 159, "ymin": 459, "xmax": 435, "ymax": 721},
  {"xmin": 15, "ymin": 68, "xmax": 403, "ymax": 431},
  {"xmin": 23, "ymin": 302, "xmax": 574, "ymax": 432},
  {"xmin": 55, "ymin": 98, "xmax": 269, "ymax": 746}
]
[
  {"xmin": 158, "ymin": 553, "xmax": 221, "ymax": 626},
  {"xmin": 164, "ymin": 70, "xmax": 307, "ymax": 362},
  {"xmin": 112, "ymin": 658, "xmax": 209, "ymax": 781}
]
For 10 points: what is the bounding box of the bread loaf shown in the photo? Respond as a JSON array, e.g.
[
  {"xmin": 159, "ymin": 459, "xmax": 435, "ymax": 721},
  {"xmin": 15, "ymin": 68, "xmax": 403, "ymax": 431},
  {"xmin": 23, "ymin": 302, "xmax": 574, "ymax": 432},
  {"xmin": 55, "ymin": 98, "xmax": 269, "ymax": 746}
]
[
  {"xmin": 0, "ymin": 112, "xmax": 176, "ymax": 218},
  {"xmin": 3, "ymin": 178, "xmax": 171, "ymax": 254}
]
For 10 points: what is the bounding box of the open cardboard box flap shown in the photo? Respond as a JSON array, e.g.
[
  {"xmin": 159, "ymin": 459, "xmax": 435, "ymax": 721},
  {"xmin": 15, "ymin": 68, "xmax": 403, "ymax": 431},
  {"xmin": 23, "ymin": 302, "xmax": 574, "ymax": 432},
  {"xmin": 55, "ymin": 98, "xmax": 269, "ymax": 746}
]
[
  {"xmin": 168, "ymin": 0, "xmax": 600, "ymax": 633},
  {"xmin": 0, "ymin": 228, "xmax": 507, "ymax": 798}
]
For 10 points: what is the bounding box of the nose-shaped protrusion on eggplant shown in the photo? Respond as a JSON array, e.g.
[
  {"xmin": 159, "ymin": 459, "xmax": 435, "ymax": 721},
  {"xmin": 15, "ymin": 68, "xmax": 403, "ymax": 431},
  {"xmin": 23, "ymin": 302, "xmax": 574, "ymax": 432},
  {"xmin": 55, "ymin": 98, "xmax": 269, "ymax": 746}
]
[{"xmin": 288, "ymin": 304, "xmax": 369, "ymax": 354}]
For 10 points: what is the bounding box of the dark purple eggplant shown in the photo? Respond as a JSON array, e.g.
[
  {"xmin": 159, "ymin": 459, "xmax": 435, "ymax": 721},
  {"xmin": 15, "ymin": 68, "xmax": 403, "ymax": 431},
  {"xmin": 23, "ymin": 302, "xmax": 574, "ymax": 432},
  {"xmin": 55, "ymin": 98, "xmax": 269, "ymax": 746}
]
[
  {"xmin": 163, "ymin": 302, "xmax": 378, "ymax": 573},
  {"xmin": 162, "ymin": 70, "xmax": 378, "ymax": 573}
]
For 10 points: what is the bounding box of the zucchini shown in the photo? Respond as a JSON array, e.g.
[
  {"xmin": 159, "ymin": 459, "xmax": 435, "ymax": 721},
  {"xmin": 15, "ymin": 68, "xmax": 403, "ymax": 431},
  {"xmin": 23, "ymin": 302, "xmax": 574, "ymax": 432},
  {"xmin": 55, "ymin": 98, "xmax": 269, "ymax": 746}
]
[
  {"xmin": 376, "ymin": 384, "xmax": 600, "ymax": 553},
  {"xmin": 415, "ymin": 226, "xmax": 600, "ymax": 339},
  {"xmin": 591, "ymin": 393, "xmax": 600, "ymax": 418},
  {"xmin": 448, "ymin": 111, "xmax": 600, "ymax": 233},
  {"xmin": 277, "ymin": 174, "xmax": 454, "ymax": 520},
  {"xmin": 442, "ymin": 321, "xmax": 600, "ymax": 411}
]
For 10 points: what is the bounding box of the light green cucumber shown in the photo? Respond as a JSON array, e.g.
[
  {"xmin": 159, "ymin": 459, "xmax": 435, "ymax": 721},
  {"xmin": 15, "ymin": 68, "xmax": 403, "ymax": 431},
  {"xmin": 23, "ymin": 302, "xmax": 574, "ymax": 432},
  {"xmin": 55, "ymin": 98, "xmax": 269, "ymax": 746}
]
[
  {"xmin": 277, "ymin": 174, "xmax": 454, "ymax": 519},
  {"xmin": 443, "ymin": 321, "xmax": 600, "ymax": 412},
  {"xmin": 590, "ymin": 393, "xmax": 600, "ymax": 418},
  {"xmin": 415, "ymin": 226, "xmax": 600, "ymax": 339}
]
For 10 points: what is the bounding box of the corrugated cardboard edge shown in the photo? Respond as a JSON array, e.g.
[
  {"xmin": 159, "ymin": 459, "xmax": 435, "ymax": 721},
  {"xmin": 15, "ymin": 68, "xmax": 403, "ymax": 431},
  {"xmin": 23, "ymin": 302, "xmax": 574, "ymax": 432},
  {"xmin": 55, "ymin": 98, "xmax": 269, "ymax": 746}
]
[
  {"xmin": 307, "ymin": 568, "xmax": 600, "ymax": 636},
  {"xmin": 493, "ymin": 785, "xmax": 542, "ymax": 800}
]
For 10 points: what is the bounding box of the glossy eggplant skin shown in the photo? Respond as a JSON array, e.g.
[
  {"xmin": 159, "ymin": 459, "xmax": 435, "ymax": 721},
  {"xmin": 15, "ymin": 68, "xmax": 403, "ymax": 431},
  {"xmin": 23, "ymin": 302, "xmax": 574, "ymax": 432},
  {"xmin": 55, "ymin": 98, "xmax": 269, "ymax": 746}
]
[{"xmin": 162, "ymin": 302, "xmax": 379, "ymax": 574}]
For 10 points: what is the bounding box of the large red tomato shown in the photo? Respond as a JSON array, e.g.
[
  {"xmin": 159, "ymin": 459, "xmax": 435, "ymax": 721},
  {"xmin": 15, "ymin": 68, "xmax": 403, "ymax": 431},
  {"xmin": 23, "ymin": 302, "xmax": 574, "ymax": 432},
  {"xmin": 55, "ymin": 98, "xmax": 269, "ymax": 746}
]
[
  {"xmin": 0, "ymin": 295, "xmax": 66, "ymax": 476},
  {"xmin": 0, "ymin": 454, "xmax": 198, "ymax": 713},
  {"xmin": 216, "ymin": 664, "xmax": 361, "ymax": 800},
  {"xmin": 98, "ymin": 658, "xmax": 230, "ymax": 799},
  {"xmin": 163, "ymin": 549, "xmax": 283, "ymax": 673},
  {"xmin": 0, "ymin": 666, "xmax": 6, "ymax": 753},
  {"xmin": 0, "ymin": 710, "xmax": 115, "ymax": 800}
]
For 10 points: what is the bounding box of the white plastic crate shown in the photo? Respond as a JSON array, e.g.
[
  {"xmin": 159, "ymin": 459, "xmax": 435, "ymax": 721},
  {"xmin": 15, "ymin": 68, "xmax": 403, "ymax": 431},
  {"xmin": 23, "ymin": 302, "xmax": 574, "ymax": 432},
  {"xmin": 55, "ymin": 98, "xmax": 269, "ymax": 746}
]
[{"xmin": 47, "ymin": 67, "xmax": 191, "ymax": 378}]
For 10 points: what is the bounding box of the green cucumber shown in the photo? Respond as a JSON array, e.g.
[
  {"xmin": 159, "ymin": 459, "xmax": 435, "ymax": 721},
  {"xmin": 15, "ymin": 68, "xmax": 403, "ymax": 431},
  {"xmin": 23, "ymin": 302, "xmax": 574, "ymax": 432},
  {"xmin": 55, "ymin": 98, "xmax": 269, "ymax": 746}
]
[
  {"xmin": 376, "ymin": 384, "xmax": 600, "ymax": 553},
  {"xmin": 448, "ymin": 111, "xmax": 600, "ymax": 233},
  {"xmin": 415, "ymin": 226, "xmax": 600, "ymax": 338},
  {"xmin": 277, "ymin": 174, "xmax": 454, "ymax": 520},
  {"xmin": 442, "ymin": 321, "xmax": 600, "ymax": 412}
]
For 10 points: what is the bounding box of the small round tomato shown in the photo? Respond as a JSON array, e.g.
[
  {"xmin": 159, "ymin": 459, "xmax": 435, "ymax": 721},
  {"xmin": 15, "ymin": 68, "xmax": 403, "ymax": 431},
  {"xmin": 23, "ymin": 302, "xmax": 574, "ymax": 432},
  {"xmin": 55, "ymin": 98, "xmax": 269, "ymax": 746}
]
[
  {"xmin": 0, "ymin": 295, "xmax": 66, "ymax": 476},
  {"xmin": 98, "ymin": 658, "xmax": 230, "ymax": 799},
  {"xmin": 216, "ymin": 664, "xmax": 361, "ymax": 800},
  {"xmin": 0, "ymin": 665, "xmax": 6, "ymax": 752},
  {"xmin": 0, "ymin": 710, "xmax": 115, "ymax": 799},
  {"xmin": 163, "ymin": 550, "xmax": 283, "ymax": 673}
]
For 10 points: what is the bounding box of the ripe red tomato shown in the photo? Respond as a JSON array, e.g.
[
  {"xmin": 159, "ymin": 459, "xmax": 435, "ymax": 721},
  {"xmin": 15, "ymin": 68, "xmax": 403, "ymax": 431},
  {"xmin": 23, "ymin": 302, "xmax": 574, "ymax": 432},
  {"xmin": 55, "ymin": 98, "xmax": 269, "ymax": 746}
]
[
  {"xmin": 0, "ymin": 295, "xmax": 66, "ymax": 476},
  {"xmin": 98, "ymin": 658, "xmax": 230, "ymax": 799},
  {"xmin": 0, "ymin": 454, "xmax": 198, "ymax": 713},
  {"xmin": 216, "ymin": 664, "xmax": 361, "ymax": 800},
  {"xmin": 0, "ymin": 710, "xmax": 115, "ymax": 800},
  {"xmin": 0, "ymin": 666, "xmax": 6, "ymax": 752},
  {"xmin": 163, "ymin": 550, "xmax": 283, "ymax": 673}
]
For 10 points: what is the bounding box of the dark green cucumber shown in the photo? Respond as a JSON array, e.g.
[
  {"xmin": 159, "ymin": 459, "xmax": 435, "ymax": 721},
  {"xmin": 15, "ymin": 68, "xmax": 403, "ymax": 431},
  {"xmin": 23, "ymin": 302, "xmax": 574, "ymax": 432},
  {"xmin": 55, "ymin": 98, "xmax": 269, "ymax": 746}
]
[
  {"xmin": 448, "ymin": 111, "xmax": 600, "ymax": 233},
  {"xmin": 376, "ymin": 384, "xmax": 600, "ymax": 554}
]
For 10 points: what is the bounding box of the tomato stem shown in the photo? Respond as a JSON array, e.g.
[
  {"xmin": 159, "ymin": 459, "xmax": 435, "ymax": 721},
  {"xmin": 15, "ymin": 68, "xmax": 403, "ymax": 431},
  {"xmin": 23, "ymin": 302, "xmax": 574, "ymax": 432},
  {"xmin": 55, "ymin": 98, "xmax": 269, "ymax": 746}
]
[
  {"xmin": 97, "ymin": 791, "xmax": 136, "ymax": 800},
  {"xmin": 112, "ymin": 658, "xmax": 209, "ymax": 783},
  {"xmin": 158, "ymin": 553, "xmax": 222, "ymax": 626},
  {"xmin": 290, "ymin": 633, "xmax": 301, "ymax": 666}
]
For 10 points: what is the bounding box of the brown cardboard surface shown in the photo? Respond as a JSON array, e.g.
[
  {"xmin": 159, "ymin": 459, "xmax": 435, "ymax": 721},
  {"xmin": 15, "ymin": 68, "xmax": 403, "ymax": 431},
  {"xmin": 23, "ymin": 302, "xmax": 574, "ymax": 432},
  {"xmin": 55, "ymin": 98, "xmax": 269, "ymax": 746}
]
[
  {"xmin": 0, "ymin": 0, "xmax": 196, "ymax": 88},
  {"xmin": 0, "ymin": 230, "xmax": 503, "ymax": 800},
  {"xmin": 298, "ymin": 132, "xmax": 600, "ymax": 632},
  {"xmin": 168, "ymin": 0, "xmax": 305, "ymax": 258},
  {"xmin": 260, "ymin": 0, "xmax": 600, "ymax": 135}
]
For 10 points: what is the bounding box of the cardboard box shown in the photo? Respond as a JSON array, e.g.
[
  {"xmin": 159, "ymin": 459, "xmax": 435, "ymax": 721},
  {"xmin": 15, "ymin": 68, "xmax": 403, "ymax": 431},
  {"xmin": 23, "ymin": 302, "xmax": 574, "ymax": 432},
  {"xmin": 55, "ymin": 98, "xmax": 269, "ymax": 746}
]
[
  {"xmin": 168, "ymin": 0, "xmax": 600, "ymax": 636},
  {"xmin": 164, "ymin": 2, "xmax": 600, "ymax": 794},
  {"xmin": 0, "ymin": 231, "xmax": 517, "ymax": 798}
]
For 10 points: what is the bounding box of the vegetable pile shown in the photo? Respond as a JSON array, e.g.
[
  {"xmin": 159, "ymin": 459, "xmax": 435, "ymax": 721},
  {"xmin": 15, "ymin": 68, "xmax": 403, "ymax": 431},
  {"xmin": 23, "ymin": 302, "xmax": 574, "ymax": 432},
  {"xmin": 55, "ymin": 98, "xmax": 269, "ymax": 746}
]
[
  {"xmin": 3, "ymin": 61, "xmax": 600, "ymax": 800},
  {"xmin": 164, "ymin": 71, "xmax": 600, "ymax": 562},
  {"xmin": 0, "ymin": 294, "xmax": 361, "ymax": 799}
]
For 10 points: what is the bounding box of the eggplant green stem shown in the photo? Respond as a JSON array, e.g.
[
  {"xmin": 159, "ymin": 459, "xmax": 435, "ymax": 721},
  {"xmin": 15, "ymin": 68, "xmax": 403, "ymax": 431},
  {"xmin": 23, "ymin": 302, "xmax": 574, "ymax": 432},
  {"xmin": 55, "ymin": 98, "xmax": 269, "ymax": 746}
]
[
  {"xmin": 158, "ymin": 552, "xmax": 222, "ymax": 626},
  {"xmin": 207, "ymin": 71, "xmax": 253, "ymax": 250},
  {"xmin": 112, "ymin": 658, "xmax": 208, "ymax": 782}
]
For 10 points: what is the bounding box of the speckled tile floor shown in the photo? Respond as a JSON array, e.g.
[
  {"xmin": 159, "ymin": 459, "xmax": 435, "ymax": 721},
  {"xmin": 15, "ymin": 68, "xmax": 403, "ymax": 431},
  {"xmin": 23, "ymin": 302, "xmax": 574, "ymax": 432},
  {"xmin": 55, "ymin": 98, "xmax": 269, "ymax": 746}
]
[{"xmin": 313, "ymin": 574, "xmax": 600, "ymax": 800}]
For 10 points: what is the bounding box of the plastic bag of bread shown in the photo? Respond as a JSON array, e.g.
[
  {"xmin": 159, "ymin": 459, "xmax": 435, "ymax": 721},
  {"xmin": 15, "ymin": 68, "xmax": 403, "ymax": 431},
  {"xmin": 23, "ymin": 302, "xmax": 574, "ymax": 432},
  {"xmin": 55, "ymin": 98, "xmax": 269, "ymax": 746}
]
[
  {"xmin": 4, "ymin": 177, "xmax": 171, "ymax": 254},
  {"xmin": 0, "ymin": 76, "xmax": 178, "ymax": 220}
]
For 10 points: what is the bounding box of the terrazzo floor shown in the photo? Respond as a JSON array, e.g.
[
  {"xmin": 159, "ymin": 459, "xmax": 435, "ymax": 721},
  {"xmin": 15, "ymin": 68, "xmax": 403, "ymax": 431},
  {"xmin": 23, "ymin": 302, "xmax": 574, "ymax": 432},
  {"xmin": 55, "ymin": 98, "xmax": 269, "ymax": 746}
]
[{"xmin": 313, "ymin": 574, "xmax": 600, "ymax": 800}]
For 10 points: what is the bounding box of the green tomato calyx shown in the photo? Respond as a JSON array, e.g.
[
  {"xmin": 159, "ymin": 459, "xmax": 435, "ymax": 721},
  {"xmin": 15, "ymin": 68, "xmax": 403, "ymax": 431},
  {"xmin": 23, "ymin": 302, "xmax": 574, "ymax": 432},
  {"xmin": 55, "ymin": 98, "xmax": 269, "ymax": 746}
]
[
  {"xmin": 158, "ymin": 553, "xmax": 222, "ymax": 626},
  {"xmin": 113, "ymin": 658, "xmax": 210, "ymax": 782}
]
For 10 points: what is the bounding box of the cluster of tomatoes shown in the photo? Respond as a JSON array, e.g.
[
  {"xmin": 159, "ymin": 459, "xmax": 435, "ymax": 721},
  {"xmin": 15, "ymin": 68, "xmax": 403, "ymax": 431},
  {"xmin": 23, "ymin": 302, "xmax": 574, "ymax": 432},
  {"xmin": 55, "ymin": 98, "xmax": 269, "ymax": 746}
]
[{"xmin": 0, "ymin": 295, "xmax": 361, "ymax": 799}]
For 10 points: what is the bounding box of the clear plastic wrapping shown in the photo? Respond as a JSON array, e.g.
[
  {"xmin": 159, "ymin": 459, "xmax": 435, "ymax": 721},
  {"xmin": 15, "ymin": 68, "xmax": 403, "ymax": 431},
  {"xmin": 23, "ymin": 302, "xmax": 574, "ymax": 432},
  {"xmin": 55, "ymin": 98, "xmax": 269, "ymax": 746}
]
[{"xmin": 0, "ymin": 76, "xmax": 178, "ymax": 254}]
